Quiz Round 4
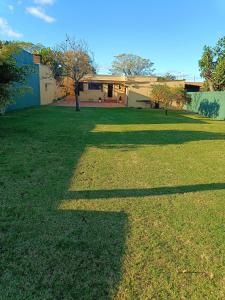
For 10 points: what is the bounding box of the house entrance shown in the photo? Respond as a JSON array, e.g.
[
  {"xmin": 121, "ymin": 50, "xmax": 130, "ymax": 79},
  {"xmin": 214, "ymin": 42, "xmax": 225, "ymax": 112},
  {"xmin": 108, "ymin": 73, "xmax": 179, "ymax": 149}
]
[{"xmin": 108, "ymin": 84, "xmax": 113, "ymax": 97}]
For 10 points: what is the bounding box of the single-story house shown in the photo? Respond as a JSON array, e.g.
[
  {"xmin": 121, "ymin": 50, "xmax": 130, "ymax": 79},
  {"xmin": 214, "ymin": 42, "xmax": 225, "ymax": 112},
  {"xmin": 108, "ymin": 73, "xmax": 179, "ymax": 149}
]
[{"xmin": 66, "ymin": 75, "xmax": 186, "ymax": 108}]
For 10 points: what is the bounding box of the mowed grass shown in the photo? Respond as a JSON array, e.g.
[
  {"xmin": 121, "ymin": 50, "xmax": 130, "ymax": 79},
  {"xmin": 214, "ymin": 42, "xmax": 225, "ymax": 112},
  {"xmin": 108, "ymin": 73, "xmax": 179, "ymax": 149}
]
[{"xmin": 0, "ymin": 106, "xmax": 225, "ymax": 299}]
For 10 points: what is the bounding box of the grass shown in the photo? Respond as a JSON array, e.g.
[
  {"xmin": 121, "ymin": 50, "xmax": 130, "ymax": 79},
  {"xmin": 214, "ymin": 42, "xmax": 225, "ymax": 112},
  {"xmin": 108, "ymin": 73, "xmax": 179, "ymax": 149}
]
[{"xmin": 0, "ymin": 106, "xmax": 225, "ymax": 299}]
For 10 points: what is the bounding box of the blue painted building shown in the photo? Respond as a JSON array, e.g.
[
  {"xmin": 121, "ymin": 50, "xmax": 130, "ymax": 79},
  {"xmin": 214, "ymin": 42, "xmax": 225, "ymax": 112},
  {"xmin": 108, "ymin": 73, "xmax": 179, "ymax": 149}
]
[{"xmin": 6, "ymin": 50, "xmax": 40, "ymax": 112}]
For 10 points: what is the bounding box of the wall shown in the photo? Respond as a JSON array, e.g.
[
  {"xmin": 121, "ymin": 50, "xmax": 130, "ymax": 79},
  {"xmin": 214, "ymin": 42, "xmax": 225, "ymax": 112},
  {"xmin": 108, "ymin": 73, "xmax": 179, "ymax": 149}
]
[
  {"xmin": 187, "ymin": 92, "xmax": 225, "ymax": 120},
  {"xmin": 127, "ymin": 78, "xmax": 185, "ymax": 108},
  {"xmin": 78, "ymin": 82, "xmax": 126, "ymax": 102},
  {"xmin": 6, "ymin": 50, "xmax": 40, "ymax": 112},
  {"xmin": 66, "ymin": 75, "xmax": 127, "ymax": 102},
  {"xmin": 64, "ymin": 75, "xmax": 185, "ymax": 107},
  {"xmin": 39, "ymin": 64, "xmax": 66, "ymax": 105}
]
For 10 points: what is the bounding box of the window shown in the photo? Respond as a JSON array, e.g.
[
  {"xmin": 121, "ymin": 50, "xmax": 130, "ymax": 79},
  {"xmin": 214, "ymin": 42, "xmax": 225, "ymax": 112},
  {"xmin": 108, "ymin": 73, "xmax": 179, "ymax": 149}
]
[
  {"xmin": 88, "ymin": 82, "xmax": 102, "ymax": 90},
  {"xmin": 45, "ymin": 83, "xmax": 48, "ymax": 92}
]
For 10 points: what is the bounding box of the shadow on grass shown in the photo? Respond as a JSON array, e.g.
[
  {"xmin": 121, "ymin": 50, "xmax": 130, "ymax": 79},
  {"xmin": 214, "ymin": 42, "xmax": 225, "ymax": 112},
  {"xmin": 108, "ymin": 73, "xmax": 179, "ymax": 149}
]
[
  {"xmin": 0, "ymin": 107, "xmax": 224, "ymax": 298},
  {"xmin": 0, "ymin": 207, "xmax": 127, "ymax": 299},
  {"xmin": 66, "ymin": 183, "xmax": 225, "ymax": 200},
  {"xmin": 89, "ymin": 130, "xmax": 225, "ymax": 148},
  {"xmin": 92, "ymin": 108, "xmax": 207, "ymax": 125}
]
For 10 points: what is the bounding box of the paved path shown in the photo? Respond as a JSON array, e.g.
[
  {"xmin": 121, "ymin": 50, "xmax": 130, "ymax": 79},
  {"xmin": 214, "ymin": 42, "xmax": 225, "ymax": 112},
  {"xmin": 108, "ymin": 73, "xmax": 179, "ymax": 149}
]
[{"xmin": 52, "ymin": 96, "xmax": 125, "ymax": 108}]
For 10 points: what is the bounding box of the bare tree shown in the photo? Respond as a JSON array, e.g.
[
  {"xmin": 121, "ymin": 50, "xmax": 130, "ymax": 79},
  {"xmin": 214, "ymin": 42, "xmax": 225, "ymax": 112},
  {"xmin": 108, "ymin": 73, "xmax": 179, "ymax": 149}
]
[{"xmin": 50, "ymin": 36, "xmax": 95, "ymax": 111}]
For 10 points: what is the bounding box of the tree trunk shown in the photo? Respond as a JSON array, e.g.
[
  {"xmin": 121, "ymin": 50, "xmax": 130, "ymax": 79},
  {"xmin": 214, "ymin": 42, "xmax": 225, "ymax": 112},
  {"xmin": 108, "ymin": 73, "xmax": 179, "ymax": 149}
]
[
  {"xmin": 208, "ymin": 80, "xmax": 214, "ymax": 92},
  {"xmin": 74, "ymin": 82, "xmax": 80, "ymax": 111},
  {"xmin": 165, "ymin": 104, "xmax": 168, "ymax": 116},
  {"xmin": 75, "ymin": 91, "xmax": 80, "ymax": 111}
]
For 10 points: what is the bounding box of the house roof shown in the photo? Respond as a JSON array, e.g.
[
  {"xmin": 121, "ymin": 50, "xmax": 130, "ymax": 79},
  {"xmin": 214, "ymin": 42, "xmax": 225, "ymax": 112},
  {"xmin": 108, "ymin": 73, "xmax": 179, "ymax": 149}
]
[
  {"xmin": 82, "ymin": 74, "xmax": 162, "ymax": 84},
  {"xmin": 185, "ymin": 82, "xmax": 203, "ymax": 87}
]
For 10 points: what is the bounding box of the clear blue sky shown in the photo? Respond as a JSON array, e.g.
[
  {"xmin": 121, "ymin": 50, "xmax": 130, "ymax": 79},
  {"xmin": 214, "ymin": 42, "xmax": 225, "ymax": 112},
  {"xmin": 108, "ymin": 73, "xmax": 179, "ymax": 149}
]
[{"xmin": 1, "ymin": 0, "xmax": 225, "ymax": 80}]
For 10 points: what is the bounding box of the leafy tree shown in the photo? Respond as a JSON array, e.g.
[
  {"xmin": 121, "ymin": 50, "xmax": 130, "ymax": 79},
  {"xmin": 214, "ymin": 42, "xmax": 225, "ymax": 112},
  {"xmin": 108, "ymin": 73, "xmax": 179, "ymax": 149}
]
[
  {"xmin": 199, "ymin": 37, "xmax": 225, "ymax": 91},
  {"xmin": 35, "ymin": 47, "xmax": 63, "ymax": 83},
  {"xmin": 111, "ymin": 53, "xmax": 154, "ymax": 76},
  {"xmin": 48, "ymin": 37, "xmax": 95, "ymax": 111},
  {"xmin": 171, "ymin": 87, "xmax": 191, "ymax": 107},
  {"xmin": 151, "ymin": 85, "xmax": 173, "ymax": 115},
  {"xmin": 157, "ymin": 72, "xmax": 176, "ymax": 82},
  {"xmin": 0, "ymin": 41, "xmax": 32, "ymax": 114},
  {"xmin": 151, "ymin": 85, "xmax": 190, "ymax": 115},
  {"xmin": 199, "ymin": 46, "xmax": 215, "ymax": 91}
]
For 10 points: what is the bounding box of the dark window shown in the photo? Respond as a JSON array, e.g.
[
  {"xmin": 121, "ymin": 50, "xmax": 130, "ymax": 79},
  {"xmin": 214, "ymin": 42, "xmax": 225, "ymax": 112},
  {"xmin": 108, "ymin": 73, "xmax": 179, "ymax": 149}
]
[
  {"xmin": 88, "ymin": 82, "xmax": 102, "ymax": 90},
  {"xmin": 108, "ymin": 84, "xmax": 113, "ymax": 97}
]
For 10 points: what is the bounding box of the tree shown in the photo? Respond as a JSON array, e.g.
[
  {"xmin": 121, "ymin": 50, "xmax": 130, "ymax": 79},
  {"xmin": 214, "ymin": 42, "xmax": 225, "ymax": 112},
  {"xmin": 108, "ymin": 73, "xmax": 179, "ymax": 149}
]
[
  {"xmin": 0, "ymin": 41, "xmax": 32, "ymax": 114},
  {"xmin": 151, "ymin": 85, "xmax": 173, "ymax": 115},
  {"xmin": 48, "ymin": 37, "xmax": 95, "ymax": 111},
  {"xmin": 199, "ymin": 37, "xmax": 225, "ymax": 91},
  {"xmin": 199, "ymin": 46, "xmax": 215, "ymax": 91},
  {"xmin": 157, "ymin": 72, "xmax": 176, "ymax": 82},
  {"xmin": 171, "ymin": 87, "xmax": 191, "ymax": 108},
  {"xmin": 110, "ymin": 53, "xmax": 154, "ymax": 76},
  {"xmin": 151, "ymin": 85, "xmax": 190, "ymax": 115}
]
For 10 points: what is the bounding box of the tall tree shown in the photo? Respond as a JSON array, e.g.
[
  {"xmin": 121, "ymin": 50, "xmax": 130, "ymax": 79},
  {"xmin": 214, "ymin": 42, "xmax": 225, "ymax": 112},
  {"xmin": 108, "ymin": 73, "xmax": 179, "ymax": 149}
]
[
  {"xmin": 48, "ymin": 37, "xmax": 95, "ymax": 111},
  {"xmin": 199, "ymin": 37, "xmax": 225, "ymax": 91},
  {"xmin": 0, "ymin": 41, "xmax": 32, "ymax": 114},
  {"xmin": 111, "ymin": 53, "xmax": 154, "ymax": 76}
]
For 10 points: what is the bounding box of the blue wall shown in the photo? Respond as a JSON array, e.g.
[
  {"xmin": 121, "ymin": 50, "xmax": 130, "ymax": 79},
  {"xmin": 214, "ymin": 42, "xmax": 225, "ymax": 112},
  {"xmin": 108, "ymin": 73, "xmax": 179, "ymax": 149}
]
[
  {"xmin": 187, "ymin": 92, "xmax": 225, "ymax": 120},
  {"xmin": 6, "ymin": 50, "xmax": 40, "ymax": 112}
]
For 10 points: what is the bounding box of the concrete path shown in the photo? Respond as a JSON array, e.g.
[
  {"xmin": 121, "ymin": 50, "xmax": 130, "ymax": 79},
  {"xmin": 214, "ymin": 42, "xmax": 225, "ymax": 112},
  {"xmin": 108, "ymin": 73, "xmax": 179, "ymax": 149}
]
[{"xmin": 52, "ymin": 96, "xmax": 125, "ymax": 108}]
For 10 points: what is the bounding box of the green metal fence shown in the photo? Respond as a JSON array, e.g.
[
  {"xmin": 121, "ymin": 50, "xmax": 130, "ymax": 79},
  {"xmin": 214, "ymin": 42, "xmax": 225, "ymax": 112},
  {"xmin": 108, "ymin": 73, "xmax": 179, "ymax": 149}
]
[{"xmin": 187, "ymin": 91, "xmax": 225, "ymax": 120}]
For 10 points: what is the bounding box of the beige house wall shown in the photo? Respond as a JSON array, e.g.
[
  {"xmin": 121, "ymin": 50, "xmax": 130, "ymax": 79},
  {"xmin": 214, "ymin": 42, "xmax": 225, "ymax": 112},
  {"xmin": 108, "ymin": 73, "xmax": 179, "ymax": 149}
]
[
  {"xmin": 39, "ymin": 64, "xmax": 66, "ymax": 105},
  {"xmin": 127, "ymin": 77, "xmax": 185, "ymax": 108},
  {"xmin": 65, "ymin": 74, "xmax": 185, "ymax": 108}
]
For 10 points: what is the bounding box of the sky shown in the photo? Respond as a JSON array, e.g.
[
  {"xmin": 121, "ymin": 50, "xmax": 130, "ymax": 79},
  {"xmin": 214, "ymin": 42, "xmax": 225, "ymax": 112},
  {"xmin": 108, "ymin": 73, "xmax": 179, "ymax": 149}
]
[{"xmin": 0, "ymin": 0, "xmax": 225, "ymax": 80}]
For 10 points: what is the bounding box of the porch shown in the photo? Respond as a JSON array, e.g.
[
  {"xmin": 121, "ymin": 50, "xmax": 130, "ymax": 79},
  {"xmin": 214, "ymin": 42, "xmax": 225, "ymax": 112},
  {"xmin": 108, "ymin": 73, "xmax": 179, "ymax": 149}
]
[
  {"xmin": 52, "ymin": 96, "xmax": 126, "ymax": 108},
  {"xmin": 65, "ymin": 75, "xmax": 128, "ymax": 105}
]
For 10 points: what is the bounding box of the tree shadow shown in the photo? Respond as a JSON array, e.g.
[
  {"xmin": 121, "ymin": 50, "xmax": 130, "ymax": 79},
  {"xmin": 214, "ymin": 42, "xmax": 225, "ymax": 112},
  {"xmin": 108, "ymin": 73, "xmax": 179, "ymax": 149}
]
[
  {"xmin": 65, "ymin": 183, "xmax": 225, "ymax": 201},
  {"xmin": 198, "ymin": 100, "xmax": 220, "ymax": 118},
  {"xmin": 89, "ymin": 130, "xmax": 225, "ymax": 148},
  {"xmin": 0, "ymin": 107, "xmax": 130, "ymax": 299},
  {"xmin": 0, "ymin": 106, "xmax": 223, "ymax": 298}
]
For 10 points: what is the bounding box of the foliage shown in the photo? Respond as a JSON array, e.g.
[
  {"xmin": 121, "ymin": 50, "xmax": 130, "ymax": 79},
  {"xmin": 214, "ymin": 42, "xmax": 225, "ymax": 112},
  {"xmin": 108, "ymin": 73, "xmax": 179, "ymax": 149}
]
[
  {"xmin": 151, "ymin": 85, "xmax": 190, "ymax": 114},
  {"xmin": 157, "ymin": 72, "xmax": 176, "ymax": 81},
  {"xmin": 0, "ymin": 41, "xmax": 32, "ymax": 113},
  {"xmin": 172, "ymin": 86, "xmax": 191, "ymax": 106},
  {"xmin": 151, "ymin": 84, "xmax": 173, "ymax": 113},
  {"xmin": 111, "ymin": 53, "xmax": 154, "ymax": 76},
  {"xmin": 49, "ymin": 36, "xmax": 95, "ymax": 111},
  {"xmin": 199, "ymin": 37, "xmax": 225, "ymax": 91},
  {"xmin": 37, "ymin": 47, "xmax": 64, "ymax": 82},
  {"xmin": 200, "ymin": 81, "xmax": 210, "ymax": 92}
]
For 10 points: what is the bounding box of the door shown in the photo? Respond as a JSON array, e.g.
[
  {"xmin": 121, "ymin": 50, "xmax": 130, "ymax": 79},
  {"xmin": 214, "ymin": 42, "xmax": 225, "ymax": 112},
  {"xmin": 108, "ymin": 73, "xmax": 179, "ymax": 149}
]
[{"xmin": 108, "ymin": 84, "xmax": 113, "ymax": 98}]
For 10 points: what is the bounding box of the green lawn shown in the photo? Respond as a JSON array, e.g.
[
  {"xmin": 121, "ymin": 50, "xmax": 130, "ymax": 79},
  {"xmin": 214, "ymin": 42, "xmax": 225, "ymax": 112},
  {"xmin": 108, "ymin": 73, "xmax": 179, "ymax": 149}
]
[{"xmin": 0, "ymin": 106, "xmax": 225, "ymax": 299}]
